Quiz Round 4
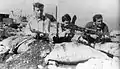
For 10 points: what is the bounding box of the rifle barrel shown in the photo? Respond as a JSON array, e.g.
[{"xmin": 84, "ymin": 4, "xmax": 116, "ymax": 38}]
[{"xmin": 63, "ymin": 24, "xmax": 103, "ymax": 36}]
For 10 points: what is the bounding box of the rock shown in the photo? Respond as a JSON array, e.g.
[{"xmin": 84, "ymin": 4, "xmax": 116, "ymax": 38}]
[
  {"xmin": 0, "ymin": 39, "xmax": 52, "ymax": 69},
  {"xmin": 76, "ymin": 57, "xmax": 120, "ymax": 69},
  {"xmin": 47, "ymin": 65, "xmax": 68, "ymax": 69},
  {"xmin": 38, "ymin": 65, "xmax": 43, "ymax": 69},
  {"xmin": 6, "ymin": 55, "xmax": 13, "ymax": 62},
  {"xmin": 0, "ymin": 63, "xmax": 8, "ymax": 69},
  {"xmin": 0, "ymin": 36, "xmax": 17, "ymax": 50},
  {"xmin": 0, "ymin": 35, "xmax": 35, "ymax": 55},
  {"xmin": 76, "ymin": 58, "xmax": 103, "ymax": 69},
  {"xmin": 0, "ymin": 36, "xmax": 19, "ymax": 56},
  {"xmin": 95, "ymin": 42, "xmax": 120, "ymax": 57},
  {"xmin": 45, "ymin": 42, "xmax": 111, "ymax": 64},
  {"xmin": 110, "ymin": 30, "xmax": 120, "ymax": 42},
  {"xmin": 17, "ymin": 38, "xmax": 35, "ymax": 53},
  {"xmin": 0, "ymin": 46, "xmax": 8, "ymax": 54},
  {"xmin": 110, "ymin": 30, "xmax": 120, "ymax": 36}
]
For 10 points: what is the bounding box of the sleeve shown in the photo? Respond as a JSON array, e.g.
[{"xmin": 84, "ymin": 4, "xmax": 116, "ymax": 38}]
[
  {"xmin": 84, "ymin": 22, "xmax": 95, "ymax": 34},
  {"xmin": 58, "ymin": 23, "xmax": 70, "ymax": 37},
  {"xmin": 85, "ymin": 22, "xmax": 93, "ymax": 28},
  {"xmin": 103, "ymin": 24, "xmax": 110, "ymax": 36},
  {"xmin": 58, "ymin": 23, "xmax": 62, "ymax": 34},
  {"xmin": 24, "ymin": 21, "xmax": 36, "ymax": 36},
  {"xmin": 44, "ymin": 18, "xmax": 51, "ymax": 34}
]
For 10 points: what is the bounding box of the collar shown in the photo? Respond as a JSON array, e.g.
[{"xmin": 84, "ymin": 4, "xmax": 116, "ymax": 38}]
[
  {"xmin": 93, "ymin": 22, "xmax": 96, "ymax": 26},
  {"xmin": 33, "ymin": 13, "xmax": 46, "ymax": 21}
]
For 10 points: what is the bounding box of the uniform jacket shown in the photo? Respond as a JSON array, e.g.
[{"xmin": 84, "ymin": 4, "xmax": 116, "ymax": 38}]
[
  {"xmin": 85, "ymin": 21, "xmax": 109, "ymax": 36},
  {"xmin": 24, "ymin": 14, "xmax": 51, "ymax": 36}
]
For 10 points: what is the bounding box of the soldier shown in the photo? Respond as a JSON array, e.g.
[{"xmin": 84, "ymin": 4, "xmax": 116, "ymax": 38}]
[
  {"xmin": 24, "ymin": 2, "xmax": 51, "ymax": 41},
  {"xmin": 78, "ymin": 14, "xmax": 111, "ymax": 47},
  {"xmin": 53, "ymin": 14, "xmax": 75, "ymax": 43}
]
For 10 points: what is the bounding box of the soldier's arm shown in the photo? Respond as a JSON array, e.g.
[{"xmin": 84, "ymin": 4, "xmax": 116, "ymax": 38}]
[
  {"xmin": 103, "ymin": 24, "xmax": 110, "ymax": 37},
  {"xmin": 84, "ymin": 22, "xmax": 96, "ymax": 34},
  {"xmin": 85, "ymin": 22, "xmax": 93, "ymax": 29},
  {"xmin": 24, "ymin": 21, "xmax": 36, "ymax": 36},
  {"xmin": 58, "ymin": 23, "xmax": 70, "ymax": 37},
  {"xmin": 44, "ymin": 18, "xmax": 51, "ymax": 35}
]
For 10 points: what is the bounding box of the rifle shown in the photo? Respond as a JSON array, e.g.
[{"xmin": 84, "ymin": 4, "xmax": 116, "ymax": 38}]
[
  {"xmin": 63, "ymin": 24, "xmax": 120, "ymax": 39},
  {"xmin": 63, "ymin": 24, "xmax": 104, "ymax": 36}
]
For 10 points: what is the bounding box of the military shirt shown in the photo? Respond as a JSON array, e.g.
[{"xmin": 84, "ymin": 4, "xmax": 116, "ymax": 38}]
[
  {"xmin": 85, "ymin": 22, "xmax": 109, "ymax": 36},
  {"xmin": 24, "ymin": 15, "xmax": 50, "ymax": 36}
]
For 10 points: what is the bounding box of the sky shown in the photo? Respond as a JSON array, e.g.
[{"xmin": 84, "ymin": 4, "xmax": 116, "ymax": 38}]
[{"xmin": 0, "ymin": 0, "xmax": 119, "ymax": 31}]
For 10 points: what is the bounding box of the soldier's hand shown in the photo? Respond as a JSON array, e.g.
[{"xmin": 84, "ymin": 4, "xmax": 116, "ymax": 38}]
[
  {"xmin": 90, "ymin": 34, "xmax": 98, "ymax": 39},
  {"xmin": 97, "ymin": 31, "xmax": 103, "ymax": 36},
  {"xmin": 102, "ymin": 35, "xmax": 109, "ymax": 39},
  {"xmin": 39, "ymin": 33, "xmax": 44, "ymax": 37},
  {"xmin": 104, "ymin": 35, "xmax": 109, "ymax": 38},
  {"xmin": 30, "ymin": 29, "xmax": 36, "ymax": 33},
  {"xmin": 65, "ymin": 29, "xmax": 70, "ymax": 34},
  {"xmin": 31, "ymin": 33, "xmax": 37, "ymax": 37}
]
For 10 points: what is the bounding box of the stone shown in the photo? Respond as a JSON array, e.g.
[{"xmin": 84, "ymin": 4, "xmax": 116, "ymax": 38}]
[
  {"xmin": 76, "ymin": 57, "xmax": 120, "ymax": 69},
  {"xmin": 95, "ymin": 42, "xmax": 120, "ymax": 57},
  {"xmin": 45, "ymin": 42, "xmax": 110, "ymax": 64}
]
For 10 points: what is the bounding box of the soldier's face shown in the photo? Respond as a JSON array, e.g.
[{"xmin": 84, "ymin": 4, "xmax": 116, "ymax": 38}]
[
  {"xmin": 95, "ymin": 18, "xmax": 102, "ymax": 25},
  {"xmin": 34, "ymin": 7, "xmax": 43, "ymax": 17},
  {"xmin": 64, "ymin": 21, "xmax": 69, "ymax": 26}
]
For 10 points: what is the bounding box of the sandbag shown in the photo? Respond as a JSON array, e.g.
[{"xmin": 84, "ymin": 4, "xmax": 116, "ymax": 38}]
[
  {"xmin": 45, "ymin": 42, "xmax": 111, "ymax": 63},
  {"xmin": 95, "ymin": 42, "xmax": 120, "ymax": 57}
]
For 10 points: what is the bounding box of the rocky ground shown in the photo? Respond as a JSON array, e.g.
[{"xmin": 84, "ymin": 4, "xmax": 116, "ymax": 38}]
[
  {"xmin": 0, "ymin": 40, "xmax": 53, "ymax": 69},
  {"xmin": 0, "ymin": 39, "xmax": 119, "ymax": 69},
  {"xmin": 0, "ymin": 30, "xmax": 119, "ymax": 69}
]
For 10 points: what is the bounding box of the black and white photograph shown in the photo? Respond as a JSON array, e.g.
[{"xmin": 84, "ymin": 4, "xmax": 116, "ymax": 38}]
[{"xmin": 0, "ymin": 0, "xmax": 119, "ymax": 69}]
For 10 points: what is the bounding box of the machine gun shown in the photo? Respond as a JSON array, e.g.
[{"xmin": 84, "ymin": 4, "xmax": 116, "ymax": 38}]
[
  {"xmin": 63, "ymin": 24, "xmax": 120, "ymax": 39},
  {"xmin": 62, "ymin": 24, "xmax": 104, "ymax": 36}
]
